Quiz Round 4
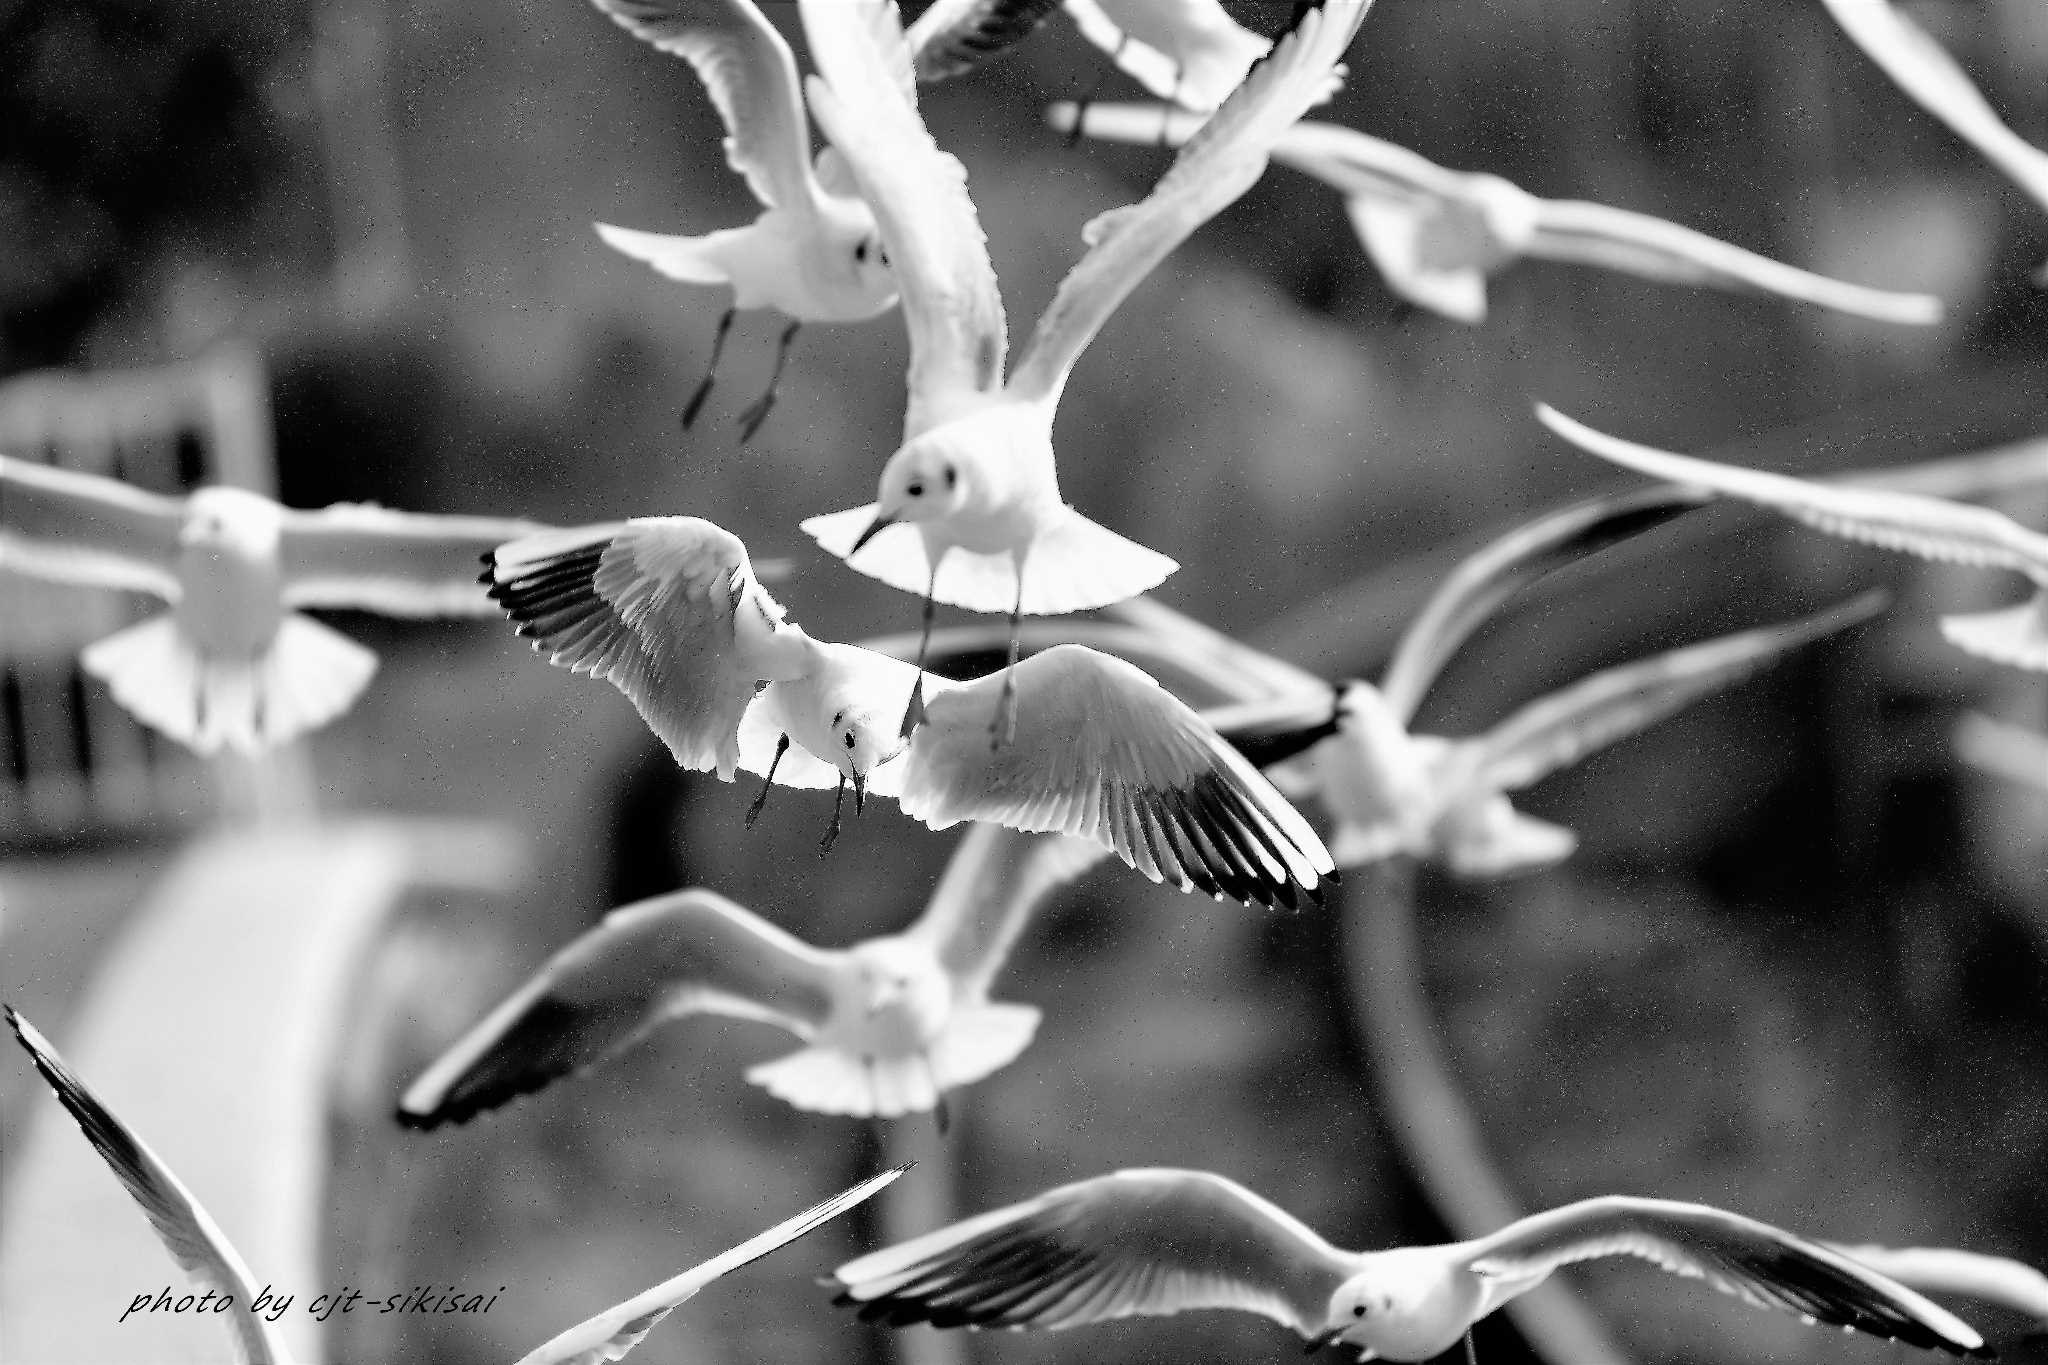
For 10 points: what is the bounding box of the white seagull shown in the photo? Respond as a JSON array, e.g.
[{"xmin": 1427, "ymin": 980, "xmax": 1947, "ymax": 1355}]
[
  {"xmin": 485, "ymin": 516, "xmax": 1335, "ymax": 908},
  {"xmin": 587, "ymin": 0, "xmax": 901, "ymax": 440},
  {"xmin": 1537, "ymin": 404, "xmax": 2048, "ymax": 672},
  {"xmin": 1048, "ymin": 103, "xmax": 1947, "ymax": 326},
  {"xmin": 910, "ymin": 0, "xmax": 1270, "ymax": 112},
  {"xmin": 399, "ymin": 825, "xmax": 1104, "ymax": 1127},
  {"xmin": 510, "ymin": 1165, "xmax": 904, "ymax": 1365},
  {"xmin": 8, "ymin": 1004, "xmax": 902, "ymax": 1365},
  {"xmin": 1214, "ymin": 593, "xmax": 1884, "ymax": 878},
  {"xmin": 797, "ymin": 0, "xmax": 1369, "ymax": 737},
  {"xmin": 1821, "ymin": 0, "xmax": 2048, "ymax": 283},
  {"xmin": 0, "ymin": 455, "xmax": 549, "ymax": 753},
  {"xmin": 7, "ymin": 1004, "xmax": 297, "ymax": 1365},
  {"xmin": 1827, "ymin": 1243, "xmax": 2048, "ymax": 1336},
  {"xmin": 831, "ymin": 1167, "xmax": 1991, "ymax": 1361}
]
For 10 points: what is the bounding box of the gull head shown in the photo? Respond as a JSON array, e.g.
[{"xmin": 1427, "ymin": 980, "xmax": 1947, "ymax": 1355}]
[
  {"xmin": 181, "ymin": 486, "xmax": 284, "ymax": 559},
  {"xmin": 1320, "ymin": 1258, "xmax": 1471, "ymax": 1360},
  {"xmin": 821, "ymin": 684, "xmax": 910, "ymax": 804},
  {"xmin": 855, "ymin": 436, "xmax": 977, "ymax": 550},
  {"xmin": 846, "ymin": 940, "xmax": 950, "ymax": 1039},
  {"xmin": 814, "ymin": 193, "xmax": 901, "ymax": 321}
]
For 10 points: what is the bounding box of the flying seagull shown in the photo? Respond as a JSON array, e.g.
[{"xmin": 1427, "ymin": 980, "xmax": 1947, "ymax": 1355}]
[
  {"xmin": 831, "ymin": 1167, "xmax": 1991, "ymax": 1361},
  {"xmin": 1827, "ymin": 1242, "xmax": 2048, "ymax": 1338},
  {"xmin": 1216, "ymin": 592, "xmax": 1885, "ymax": 878},
  {"xmin": 1048, "ymin": 104, "xmax": 1947, "ymax": 326},
  {"xmin": 587, "ymin": 0, "xmax": 901, "ymax": 440},
  {"xmin": 484, "ymin": 517, "xmax": 1334, "ymax": 908},
  {"xmin": 797, "ymin": 0, "xmax": 1369, "ymax": 739},
  {"xmin": 910, "ymin": 0, "xmax": 1270, "ymax": 112},
  {"xmin": 0, "ymin": 455, "xmax": 549, "ymax": 753},
  {"xmin": 7, "ymin": 1004, "xmax": 297, "ymax": 1365},
  {"xmin": 1537, "ymin": 404, "xmax": 2048, "ymax": 672},
  {"xmin": 399, "ymin": 825, "xmax": 1105, "ymax": 1127},
  {"xmin": 1821, "ymin": 0, "xmax": 2048, "ymax": 284},
  {"xmin": 511, "ymin": 1165, "xmax": 905, "ymax": 1365}
]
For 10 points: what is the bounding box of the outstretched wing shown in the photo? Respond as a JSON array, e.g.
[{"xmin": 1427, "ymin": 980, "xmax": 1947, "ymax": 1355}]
[
  {"xmin": 905, "ymin": 823, "xmax": 1110, "ymax": 999},
  {"xmin": 1006, "ymin": 0, "xmax": 1370, "ymax": 406},
  {"xmin": 1524, "ymin": 198, "xmax": 1942, "ymax": 325},
  {"xmin": 280, "ymin": 503, "xmax": 551, "ymax": 616},
  {"xmin": 1466, "ymin": 1196, "xmax": 1988, "ymax": 1358},
  {"xmin": 397, "ymin": 889, "xmax": 839, "ymax": 1129},
  {"xmin": 484, "ymin": 517, "xmax": 806, "ymax": 779},
  {"xmin": 907, "ymin": 0, "xmax": 1064, "ymax": 83},
  {"xmin": 801, "ymin": 0, "xmax": 1007, "ymax": 432},
  {"xmin": 834, "ymin": 1167, "xmax": 1353, "ymax": 1337},
  {"xmin": 590, "ymin": 0, "xmax": 815, "ymax": 209},
  {"xmin": 0, "ymin": 454, "xmax": 183, "ymax": 598},
  {"xmin": 514, "ymin": 1166, "xmax": 906, "ymax": 1365},
  {"xmin": 902, "ymin": 645, "xmax": 1334, "ymax": 910},
  {"xmin": 1821, "ymin": 0, "xmax": 2048, "ymax": 217},
  {"xmin": 1466, "ymin": 592, "xmax": 1887, "ymax": 794},
  {"xmin": 7, "ymin": 1008, "xmax": 287, "ymax": 1365},
  {"xmin": 1061, "ymin": 0, "xmax": 1270, "ymax": 113},
  {"xmin": 1537, "ymin": 405, "xmax": 2048, "ymax": 580},
  {"xmin": 1824, "ymin": 1243, "xmax": 2048, "ymax": 1325}
]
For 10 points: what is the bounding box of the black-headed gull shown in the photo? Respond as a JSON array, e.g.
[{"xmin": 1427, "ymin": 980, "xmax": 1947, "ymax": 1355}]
[
  {"xmin": 911, "ymin": 0, "xmax": 1269, "ymax": 112},
  {"xmin": 797, "ymin": 0, "xmax": 1368, "ymax": 737},
  {"xmin": 399, "ymin": 826, "xmax": 1104, "ymax": 1127},
  {"xmin": 831, "ymin": 1167, "xmax": 1990, "ymax": 1360},
  {"xmin": 587, "ymin": 0, "xmax": 901, "ymax": 439},
  {"xmin": 1537, "ymin": 404, "xmax": 2048, "ymax": 672},
  {"xmin": 1821, "ymin": 0, "xmax": 2048, "ymax": 283},
  {"xmin": 1218, "ymin": 593, "xmax": 1885, "ymax": 878},
  {"xmin": 485, "ymin": 517, "xmax": 1334, "ymax": 908},
  {"xmin": 1049, "ymin": 104, "xmax": 1947, "ymax": 326},
  {"xmin": 7, "ymin": 1005, "xmax": 296, "ymax": 1365},
  {"xmin": 509, "ymin": 1165, "xmax": 904, "ymax": 1365},
  {"xmin": 0, "ymin": 455, "xmax": 548, "ymax": 753}
]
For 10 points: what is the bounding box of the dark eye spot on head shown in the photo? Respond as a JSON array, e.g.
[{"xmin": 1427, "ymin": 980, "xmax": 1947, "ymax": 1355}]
[
  {"xmin": 879, "ymin": 245, "xmax": 891, "ymax": 267},
  {"xmin": 855, "ymin": 240, "xmax": 870, "ymax": 264},
  {"xmin": 906, "ymin": 480, "xmax": 925, "ymax": 498},
  {"xmin": 943, "ymin": 465, "xmax": 957, "ymax": 490},
  {"xmin": 844, "ymin": 732, "xmax": 855, "ymax": 749},
  {"xmin": 831, "ymin": 709, "xmax": 845, "ymax": 727},
  {"xmin": 1353, "ymin": 1306, "xmax": 1365, "ymax": 1318}
]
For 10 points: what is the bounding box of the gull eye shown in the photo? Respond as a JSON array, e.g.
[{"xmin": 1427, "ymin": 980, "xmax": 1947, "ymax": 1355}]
[
  {"xmin": 879, "ymin": 245, "xmax": 891, "ymax": 267},
  {"xmin": 906, "ymin": 480, "xmax": 925, "ymax": 498},
  {"xmin": 943, "ymin": 465, "xmax": 957, "ymax": 490},
  {"xmin": 844, "ymin": 733, "xmax": 856, "ymax": 749},
  {"xmin": 855, "ymin": 240, "xmax": 869, "ymax": 264},
  {"xmin": 1353, "ymin": 1305, "xmax": 1366, "ymax": 1318}
]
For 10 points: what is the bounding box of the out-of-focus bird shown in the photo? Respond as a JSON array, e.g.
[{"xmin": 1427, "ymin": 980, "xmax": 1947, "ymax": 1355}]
[
  {"xmin": 6, "ymin": 1005, "xmax": 297, "ymax": 1365},
  {"xmin": 831, "ymin": 1168, "xmax": 1991, "ymax": 1361},
  {"xmin": 1538, "ymin": 404, "xmax": 2048, "ymax": 672},
  {"xmin": 1954, "ymin": 712, "xmax": 2048, "ymax": 793},
  {"xmin": 510, "ymin": 1166, "xmax": 905, "ymax": 1365},
  {"xmin": 796, "ymin": 0, "xmax": 1369, "ymax": 738},
  {"xmin": 399, "ymin": 826, "xmax": 1104, "ymax": 1127},
  {"xmin": 1214, "ymin": 593, "xmax": 1885, "ymax": 878},
  {"xmin": 485, "ymin": 517, "xmax": 1334, "ymax": 908},
  {"xmin": 587, "ymin": 0, "xmax": 901, "ymax": 441},
  {"xmin": 910, "ymin": 0, "xmax": 1269, "ymax": 112},
  {"xmin": 1820, "ymin": 0, "xmax": 2048, "ymax": 284},
  {"xmin": 0, "ymin": 455, "xmax": 549, "ymax": 753},
  {"xmin": 1048, "ymin": 104, "xmax": 1948, "ymax": 326}
]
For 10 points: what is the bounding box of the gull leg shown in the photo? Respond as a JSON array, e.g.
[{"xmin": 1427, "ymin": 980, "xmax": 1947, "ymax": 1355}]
[
  {"xmin": 745, "ymin": 733, "xmax": 789, "ymax": 827},
  {"xmin": 736, "ymin": 320, "xmax": 801, "ymax": 444},
  {"xmin": 987, "ymin": 570, "xmax": 1024, "ymax": 749},
  {"xmin": 682, "ymin": 306, "xmax": 734, "ymax": 429},
  {"xmin": 1463, "ymin": 1328, "xmax": 1478, "ymax": 1365},
  {"xmin": 820, "ymin": 772, "xmax": 848, "ymax": 852},
  {"xmin": 924, "ymin": 1053, "xmax": 950, "ymax": 1135},
  {"xmin": 899, "ymin": 563, "xmax": 940, "ymax": 740}
]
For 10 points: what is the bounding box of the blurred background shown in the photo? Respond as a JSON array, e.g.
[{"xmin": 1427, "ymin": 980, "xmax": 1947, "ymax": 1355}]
[{"xmin": 2, "ymin": 0, "xmax": 2046, "ymax": 1362}]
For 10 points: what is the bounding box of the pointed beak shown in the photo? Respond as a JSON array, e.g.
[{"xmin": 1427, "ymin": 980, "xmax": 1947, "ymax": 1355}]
[
  {"xmin": 851, "ymin": 767, "xmax": 867, "ymax": 815},
  {"xmin": 1304, "ymin": 1326, "xmax": 1346, "ymax": 1354},
  {"xmin": 850, "ymin": 512, "xmax": 896, "ymax": 555}
]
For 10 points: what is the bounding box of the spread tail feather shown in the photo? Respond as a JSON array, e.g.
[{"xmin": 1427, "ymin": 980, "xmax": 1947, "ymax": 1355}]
[
  {"xmin": 593, "ymin": 222, "xmax": 732, "ymax": 286},
  {"xmin": 1939, "ymin": 592, "xmax": 2048, "ymax": 673},
  {"xmin": 927, "ymin": 1003, "xmax": 1039, "ymax": 1090},
  {"xmin": 1440, "ymin": 799, "xmax": 1579, "ymax": 880},
  {"xmin": 746, "ymin": 1046, "xmax": 939, "ymax": 1119},
  {"xmin": 80, "ymin": 613, "xmax": 375, "ymax": 755}
]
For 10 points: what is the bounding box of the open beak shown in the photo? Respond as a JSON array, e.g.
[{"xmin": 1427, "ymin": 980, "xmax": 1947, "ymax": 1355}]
[{"xmin": 850, "ymin": 512, "xmax": 896, "ymax": 555}]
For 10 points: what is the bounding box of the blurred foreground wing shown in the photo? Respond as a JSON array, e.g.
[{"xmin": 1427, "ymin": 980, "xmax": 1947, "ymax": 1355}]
[
  {"xmin": 397, "ymin": 889, "xmax": 838, "ymax": 1129},
  {"xmin": 0, "ymin": 454, "xmax": 183, "ymax": 597},
  {"xmin": 515, "ymin": 1166, "xmax": 907, "ymax": 1365},
  {"xmin": 1061, "ymin": 0, "xmax": 1269, "ymax": 112},
  {"xmin": 1468, "ymin": 1196, "xmax": 1988, "ymax": 1357},
  {"xmin": 590, "ymin": 0, "xmax": 814, "ymax": 209},
  {"xmin": 901, "ymin": 645, "xmax": 1334, "ymax": 910},
  {"xmin": 7, "ymin": 1007, "xmax": 288, "ymax": 1365},
  {"xmin": 1525, "ymin": 199, "xmax": 1943, "ymax": 325},
  {"xmin": 1826, "ymin": 1243, "xmax": 2048, "ymax": 1325},
  {"xmin": 1007, "ymin": 0, "xmax": 1370, "ymax": 406},
  {"xmin": 802, "ymin": 0, "xmax": 1007, "ymax": 428},
  {"xmin": 833, "ymin": 1167, "xmax": 1351, "ymax": 1335},
  {"xmin": 907, "ymin": 823, "xmax": 1110, "ymax": 997},
  {"xmin": 1821, "ymin": 0, "xmax": 2048, "ymax": 218},
  {"xmin": 907, "ymin": 0, "xmax": 1064, "ymax": 82},
  {"xmin": 1536, "ymin": 405, "xmax": 2048, "ymax": 577},
  {"xmin": 484, "ymin": 517, "xmax": 799, "ymax": 778},
  {"xmin": 280, "ymin": 504, "xmax": 550, "ymax": 615},
  {"xmin": 1468, "ymin": 591, "xmax": 1887, "ymax": 794},
  {"xmin": 1954, "ymin": 712, "xmax": 2048, "ymax": 792}
]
